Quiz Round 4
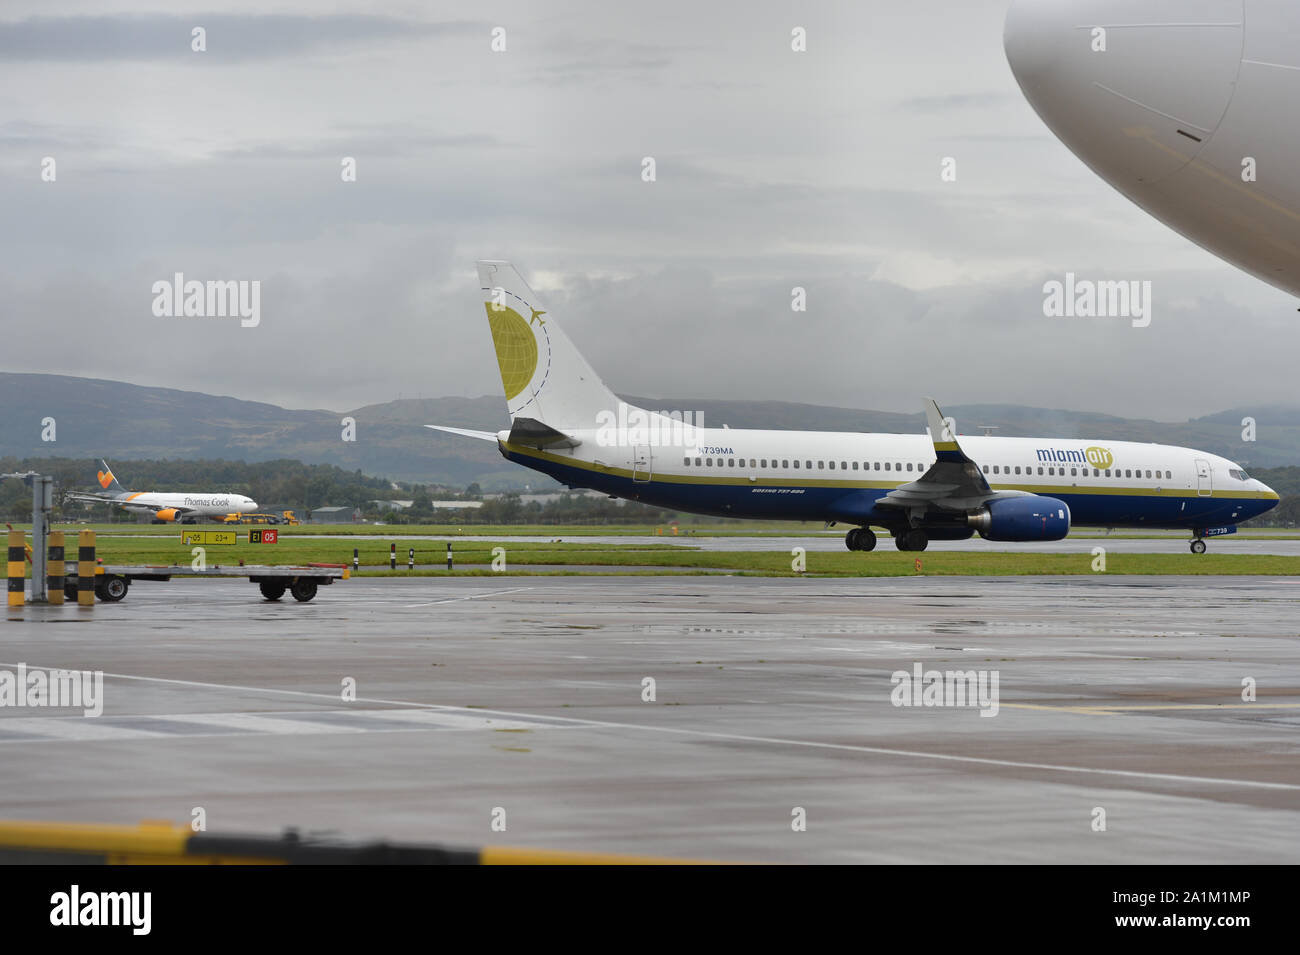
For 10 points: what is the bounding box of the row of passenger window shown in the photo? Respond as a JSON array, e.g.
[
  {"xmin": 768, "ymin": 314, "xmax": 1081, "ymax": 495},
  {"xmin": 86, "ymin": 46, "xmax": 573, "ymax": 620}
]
[
  {"xmin": 983, "ymin": 464, "xmax": 1172, "ymax": 480},
  {"xmin": 683, "ymin": 457, "xmax": 928, "ymax": 471},
  {"xmin": 679, "ymin": 456, "xmax": 1173, "ymax": 482}
]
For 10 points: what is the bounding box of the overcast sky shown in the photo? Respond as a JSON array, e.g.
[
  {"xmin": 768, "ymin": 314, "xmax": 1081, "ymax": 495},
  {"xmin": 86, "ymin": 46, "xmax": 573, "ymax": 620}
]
[{"xmin": 1, "ymin": 0, "xmax": 1295, "ymax": 421}]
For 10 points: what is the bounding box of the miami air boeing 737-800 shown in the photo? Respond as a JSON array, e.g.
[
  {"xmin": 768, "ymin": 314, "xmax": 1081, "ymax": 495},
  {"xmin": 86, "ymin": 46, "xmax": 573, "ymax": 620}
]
[{"xmin": 431, "ymin": 262, "xmax": 1278, "ymax": 553}]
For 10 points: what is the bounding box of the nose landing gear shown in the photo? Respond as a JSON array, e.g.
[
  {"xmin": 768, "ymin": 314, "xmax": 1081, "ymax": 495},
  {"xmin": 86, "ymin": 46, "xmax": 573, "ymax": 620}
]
[{"xmin": 1190, "ymin": 539, "xmax": 1207, "ymax": 554}]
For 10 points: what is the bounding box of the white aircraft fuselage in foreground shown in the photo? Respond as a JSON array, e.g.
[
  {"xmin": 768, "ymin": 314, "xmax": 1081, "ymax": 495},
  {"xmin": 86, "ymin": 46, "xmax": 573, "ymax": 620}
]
[
  {"xmin": 1005, "ymin": 0, "xmax": 1300, "ymax": 298},
  {"xmin": 430, "ymin": 262, "xmax": 1277, "ymax": 554},
  {"xmin": 66, "ymin": 461, "xmax": 257, "ymax": 523}
]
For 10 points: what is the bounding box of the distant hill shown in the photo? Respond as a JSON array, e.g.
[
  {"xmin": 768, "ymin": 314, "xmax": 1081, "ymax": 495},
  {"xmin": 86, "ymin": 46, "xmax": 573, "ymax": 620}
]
[
  {"xmin": 0, "ymin": 373, "xmax": 514, "ymax": 488},
  {"xmin": 1, "ymin": 373, "xmax": 1296, "ymax": 488}
]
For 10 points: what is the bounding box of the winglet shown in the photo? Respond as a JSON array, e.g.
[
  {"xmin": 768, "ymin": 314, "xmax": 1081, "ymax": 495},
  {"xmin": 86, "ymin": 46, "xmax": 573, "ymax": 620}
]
[{"xmin": 923, "ymin": 398, "xmax": 972, "ymax": 464}]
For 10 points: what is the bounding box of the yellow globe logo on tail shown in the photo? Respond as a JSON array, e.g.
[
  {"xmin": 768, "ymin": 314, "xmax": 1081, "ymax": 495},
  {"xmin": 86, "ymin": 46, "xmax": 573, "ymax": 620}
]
[{"xmin": 485, "ymin": 304, "xmax": 539, "ymax": 401}]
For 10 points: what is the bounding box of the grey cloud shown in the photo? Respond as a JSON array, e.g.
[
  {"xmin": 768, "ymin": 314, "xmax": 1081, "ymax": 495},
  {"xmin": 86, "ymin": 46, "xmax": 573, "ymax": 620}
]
[
  {"xmin": 0, "ymin": 14, "xmax": 482, "ymax": 61},
  {"xmin": 215, "ymin": 130, "xmax": 512, "ymax": 161},
  {"xmin": 0, "ymin": 0, "xmax": 1291, "ymax": 425},
  {"xmin": 898, "ymin": 92, "xmax": 1020, "ymax": 112}
]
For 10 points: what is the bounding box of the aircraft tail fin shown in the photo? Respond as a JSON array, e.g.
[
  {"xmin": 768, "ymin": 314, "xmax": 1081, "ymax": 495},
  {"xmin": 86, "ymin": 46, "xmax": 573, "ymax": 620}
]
[
  {"xmin": 476, "ymin": 260, "xmax": 620, "ymax": 431},
  {"xmin": 96, "ymin": 459, "xmax": 126, "ymax": 494}
]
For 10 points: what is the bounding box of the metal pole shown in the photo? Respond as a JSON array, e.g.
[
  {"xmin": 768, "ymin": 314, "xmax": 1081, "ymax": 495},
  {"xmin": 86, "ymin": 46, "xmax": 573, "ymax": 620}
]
[{"xmin": 30, "ymin": 476, "xmax": 51, "ymax": 602}]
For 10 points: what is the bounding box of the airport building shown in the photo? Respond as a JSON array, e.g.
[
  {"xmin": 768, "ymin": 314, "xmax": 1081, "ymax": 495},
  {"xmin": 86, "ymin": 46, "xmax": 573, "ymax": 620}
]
[{"xmin": 309, "ymin": 506, "xmax": 361, "ymax": 524}]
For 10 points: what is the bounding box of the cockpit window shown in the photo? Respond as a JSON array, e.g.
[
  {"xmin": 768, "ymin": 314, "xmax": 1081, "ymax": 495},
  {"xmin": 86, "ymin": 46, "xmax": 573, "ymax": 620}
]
[{"xmin": 1228, "ymin": 468, "xmax": 1250, "ymax": 481}]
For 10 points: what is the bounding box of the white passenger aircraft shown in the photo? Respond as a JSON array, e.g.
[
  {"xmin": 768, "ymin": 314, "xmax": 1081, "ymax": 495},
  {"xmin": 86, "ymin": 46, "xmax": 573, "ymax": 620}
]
[
  {"xmin": 1005, "ymin": 0, "xmax": 1300, "ymax": 297},
  {"xmin": 430, "ymin": 262, "xmax": 1277, "ymax": 553},
  {"xmin": 65, "ymin": 460, "xmax": 258, "ymax": 523}
]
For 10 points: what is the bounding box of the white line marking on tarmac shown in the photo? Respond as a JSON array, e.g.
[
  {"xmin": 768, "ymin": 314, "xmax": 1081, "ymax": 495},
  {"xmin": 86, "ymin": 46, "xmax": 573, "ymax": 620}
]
[
  {"xmin": 403, "ymin": 587, "xmax": 534, "ymax": 608},
  {"xmin": 0, "ymin": 708, "xmax": 551, "ymax": 743},
  {"xmin": 5, "ymin": 661, "xmax": 1296, "ymax": 793}
]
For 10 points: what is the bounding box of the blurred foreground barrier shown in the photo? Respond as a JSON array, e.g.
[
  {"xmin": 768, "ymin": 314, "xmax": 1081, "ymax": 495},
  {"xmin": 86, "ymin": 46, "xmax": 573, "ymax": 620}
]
[
  {"xmin": 0, "ymin": 821, "xmax": 715, "ymax": 864},
  {"xmin": 77, "ymin": 530, "xmax": 95, "ymax": 607},
  {"xmin": 6, "ymin": 529, "xmax": 22, "ymax": 608}
]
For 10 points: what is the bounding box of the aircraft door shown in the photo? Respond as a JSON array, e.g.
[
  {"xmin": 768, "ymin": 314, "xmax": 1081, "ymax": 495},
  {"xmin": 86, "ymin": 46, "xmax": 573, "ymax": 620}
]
[
  {"xmin": 1195, "ymin": 459, "xmax": 1212, "ymax": 496},
  {"xmin": 633, "ymin": 445, "xmax": 652, "ymax": 483}
]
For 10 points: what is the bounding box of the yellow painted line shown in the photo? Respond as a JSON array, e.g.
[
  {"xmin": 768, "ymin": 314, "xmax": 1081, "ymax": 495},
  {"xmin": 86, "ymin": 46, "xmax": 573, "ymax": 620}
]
[
  {"xmin": 0, "ymin": 820, "xmax": 188, "ymax": 856},
  {"xmin": 0, "ymin": 821, "xmax": 720, "ymax": 865},
  {"xmin": 480, "ymin": 845, "xmax": 720, "ymax": 865},
  {"xmin": 1002, "ymin": 702, "xmax": 1300, "ymax": 716},
  {"xmin": 1086, "ymin": 702, "xmax": 1300, "ymax": 711},
  {"xmin": 999, "ymin": 703, "xmax": 1117, "ymax": 715}
]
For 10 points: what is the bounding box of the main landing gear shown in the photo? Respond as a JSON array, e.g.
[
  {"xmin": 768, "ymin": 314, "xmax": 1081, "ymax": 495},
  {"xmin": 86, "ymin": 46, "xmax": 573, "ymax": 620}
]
[
  {"xmin": 845, "ymin": 527, "xmax": 877, "ymax": 551},
  {"xmin": 1190, "ymin": 539, "xmax": 1207, "ymax": 554},
  {"xmin": 894, "ymin": 529, "xmax": 929, "ymax": 552}
]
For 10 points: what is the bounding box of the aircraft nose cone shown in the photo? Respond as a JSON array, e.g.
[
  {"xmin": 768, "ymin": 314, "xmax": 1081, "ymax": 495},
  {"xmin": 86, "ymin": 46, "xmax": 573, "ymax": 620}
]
[
  {"xmin": 1002, "ymin": 0, "xmax": 1061, "ymax": 85},
  {"xmin": 1004, "ymin": 0, "xmax": 1244, "ymax": 187}
]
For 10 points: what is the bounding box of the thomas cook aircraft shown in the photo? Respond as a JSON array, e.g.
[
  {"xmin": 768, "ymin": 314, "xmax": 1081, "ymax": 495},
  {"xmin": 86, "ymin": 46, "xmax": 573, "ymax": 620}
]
[
  {"xmin": 65, "ymin": 460, "xmax": 258, "ymax": 523},
  {"xmin": 430, "ymin": 262, "xmax": 1278, "ymax": 554}
]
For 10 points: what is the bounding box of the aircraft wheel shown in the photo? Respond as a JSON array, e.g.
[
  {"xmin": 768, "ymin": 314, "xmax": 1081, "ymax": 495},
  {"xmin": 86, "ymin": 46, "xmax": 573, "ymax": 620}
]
[
  {"xmin": 259, "ymin": 580, "xmax": 287, "ymax": 601},
  {"xmin": 858, "ymin": 528, "xmax": 877, "ymax": 552},
  {"xmin": 1190, "ymin": 539, "xmax": 1207, "ymax": 555},
  {"xmin": 900, "ymin": 529, "xmax": 928, "ymax": 552},
  {"xmin": 290, "ymin": 579, "xmax": 318, "ymax": 602},
  {"xmin": 845, "ymin": 529, "xmax": 859, "ymax": 551}
]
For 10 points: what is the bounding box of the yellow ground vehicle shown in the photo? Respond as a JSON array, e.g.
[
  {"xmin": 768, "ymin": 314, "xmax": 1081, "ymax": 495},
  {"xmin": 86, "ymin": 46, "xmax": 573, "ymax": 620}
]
[{"xmin": 222, "ymin": 511, "xmax": 295, "ymax": 525}]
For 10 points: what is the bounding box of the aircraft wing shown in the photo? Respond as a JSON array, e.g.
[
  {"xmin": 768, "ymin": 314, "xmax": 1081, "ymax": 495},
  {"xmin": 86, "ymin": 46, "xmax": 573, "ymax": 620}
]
[
  {"xmin": 64, "ymin": 492, "xmax": 195, "ymax": 515},
  {"xmin": 874, "ymin": 398, "xmax": 1024, "ymax": 513},
  {"xmin": 63, "ymin": 491, "xmax": 114, "ymax": 506}
]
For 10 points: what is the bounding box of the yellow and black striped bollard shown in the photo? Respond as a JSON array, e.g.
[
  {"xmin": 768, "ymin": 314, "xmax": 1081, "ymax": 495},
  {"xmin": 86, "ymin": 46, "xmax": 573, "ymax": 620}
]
[
  {"xmin": 47, "ymin": 530, "xmax": 64, "ymax": 606},
  {"xmin": 77, "ymin": 530, "xmax": 95, "ymax": 607},
  {"xmin": 6, "ymin": 529, "xmax": 24, "ymax": 608}
]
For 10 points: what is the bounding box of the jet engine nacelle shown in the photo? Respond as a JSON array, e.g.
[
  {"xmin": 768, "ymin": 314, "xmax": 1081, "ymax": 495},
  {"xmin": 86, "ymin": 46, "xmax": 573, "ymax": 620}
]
[
  {"xmin": 968, "ymin": 496, "xmax": 1070, "ymax": 542},
  {"xmin": 155, "ymin": 508, "xmax": 180, "ymax": 522}
]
